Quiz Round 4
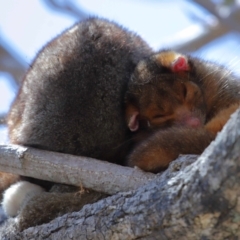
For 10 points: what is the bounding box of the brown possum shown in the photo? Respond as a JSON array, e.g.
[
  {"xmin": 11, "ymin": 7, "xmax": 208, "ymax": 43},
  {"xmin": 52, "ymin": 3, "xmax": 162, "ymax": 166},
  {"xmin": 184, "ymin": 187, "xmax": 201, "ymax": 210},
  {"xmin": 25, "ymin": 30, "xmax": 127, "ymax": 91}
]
[
  {"xmin": 0, "ymin": 17, "xmax": 153, "ymax": 229},
  {"xmin": 125, "ymin": 51, "xmax": 240, "ymax": 172}
]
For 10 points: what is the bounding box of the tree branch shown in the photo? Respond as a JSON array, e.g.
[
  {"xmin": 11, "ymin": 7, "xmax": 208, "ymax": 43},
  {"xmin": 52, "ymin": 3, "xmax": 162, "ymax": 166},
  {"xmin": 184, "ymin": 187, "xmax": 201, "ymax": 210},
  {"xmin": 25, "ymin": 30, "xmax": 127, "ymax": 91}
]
[
  {"xmin": 174, "ymin": 24, "xmax": 229, "ymax": 53},
  {"xmin": 0, "ymin": 145, "xmax": 155, "ymax": 195},
  {"xmin": 193, "ymin": 0, "xmax": 240, "ymax": 32}
]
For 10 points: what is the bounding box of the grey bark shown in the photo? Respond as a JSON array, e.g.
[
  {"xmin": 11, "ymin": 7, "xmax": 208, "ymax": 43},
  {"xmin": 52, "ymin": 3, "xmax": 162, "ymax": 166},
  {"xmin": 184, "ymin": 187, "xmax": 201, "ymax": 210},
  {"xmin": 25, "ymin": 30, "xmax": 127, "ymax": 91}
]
[{"xmin": 1, "ymin": 109, "xmax": 240, "ymax": 239}]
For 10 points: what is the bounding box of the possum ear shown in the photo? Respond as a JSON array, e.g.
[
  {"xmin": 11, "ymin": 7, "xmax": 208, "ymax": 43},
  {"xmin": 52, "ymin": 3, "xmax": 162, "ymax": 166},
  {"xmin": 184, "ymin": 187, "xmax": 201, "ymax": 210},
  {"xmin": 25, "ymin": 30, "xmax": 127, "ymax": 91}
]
[
  {"xmin": 155, "ymin": 51, "xmax": 189, "ymax": 72},
  {"xmin": 125, "ymin": 104, "xmax": 140, "ymax": 132},
  {"xmin": 171, "ymin": 56, "xmax": 189, "ymax": 72}
]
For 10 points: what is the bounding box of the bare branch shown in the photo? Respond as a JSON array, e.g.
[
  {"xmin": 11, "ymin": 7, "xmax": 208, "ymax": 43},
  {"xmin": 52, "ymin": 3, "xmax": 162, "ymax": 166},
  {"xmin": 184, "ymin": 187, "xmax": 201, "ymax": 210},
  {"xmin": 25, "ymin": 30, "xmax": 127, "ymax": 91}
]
[
  {"xmin": 174, "ymin": 24, "xmax": 229, "ymax": 53},
  {"xmin": 0, "ymin": 145, "xmax": 155, "ymax": 195},
  {"xmin": 193, "ymin": 0, "xmax": 240, "ymax": 32}
]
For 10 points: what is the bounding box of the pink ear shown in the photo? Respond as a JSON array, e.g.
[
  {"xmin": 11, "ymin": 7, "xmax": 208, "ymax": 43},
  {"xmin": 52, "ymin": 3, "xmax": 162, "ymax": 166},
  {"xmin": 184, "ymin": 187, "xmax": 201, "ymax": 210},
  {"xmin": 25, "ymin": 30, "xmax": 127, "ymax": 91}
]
[
  {"xmin": 171, "ymin": 56, "xmax": 189, "ymax": 72},
  {"xmin": 128, "ymin": 112, "xmax": 139, "ymax": 132}
]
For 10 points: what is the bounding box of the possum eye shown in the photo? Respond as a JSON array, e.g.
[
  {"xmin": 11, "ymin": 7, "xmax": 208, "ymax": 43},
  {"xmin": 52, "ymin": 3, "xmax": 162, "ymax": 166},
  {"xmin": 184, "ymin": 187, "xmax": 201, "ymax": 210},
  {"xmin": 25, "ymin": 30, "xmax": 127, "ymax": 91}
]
[{"xmin": 150, "ymin": 114, "xmax": 173, "ymax": 128}]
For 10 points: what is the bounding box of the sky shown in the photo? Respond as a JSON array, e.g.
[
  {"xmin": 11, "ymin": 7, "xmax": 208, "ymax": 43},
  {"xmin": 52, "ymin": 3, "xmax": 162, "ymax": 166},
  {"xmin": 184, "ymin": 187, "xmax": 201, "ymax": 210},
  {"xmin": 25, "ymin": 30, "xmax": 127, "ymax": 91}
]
[
  {"xmin": 0, "ymin": 0, "xmax": 240, "ymax": 142},
  {"xmin": 0, "ymin": 0, "xmax": 203, "ymax": 61}
]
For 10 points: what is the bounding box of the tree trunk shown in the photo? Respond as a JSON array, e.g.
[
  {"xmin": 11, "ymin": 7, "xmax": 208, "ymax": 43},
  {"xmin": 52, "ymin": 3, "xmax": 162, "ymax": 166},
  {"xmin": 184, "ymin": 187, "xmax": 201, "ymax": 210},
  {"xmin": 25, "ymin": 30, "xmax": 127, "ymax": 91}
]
[{"xmin": 1, "ymin": 109, "xmax": 240, "ymax": 239}]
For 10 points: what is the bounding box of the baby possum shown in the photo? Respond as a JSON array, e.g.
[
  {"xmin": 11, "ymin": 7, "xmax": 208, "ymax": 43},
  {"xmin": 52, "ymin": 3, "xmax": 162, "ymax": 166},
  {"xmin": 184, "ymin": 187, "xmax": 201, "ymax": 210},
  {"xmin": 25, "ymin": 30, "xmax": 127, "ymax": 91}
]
[{"xmin": 125, "ymin": 51, "xmax": 240, "ymax": 172}]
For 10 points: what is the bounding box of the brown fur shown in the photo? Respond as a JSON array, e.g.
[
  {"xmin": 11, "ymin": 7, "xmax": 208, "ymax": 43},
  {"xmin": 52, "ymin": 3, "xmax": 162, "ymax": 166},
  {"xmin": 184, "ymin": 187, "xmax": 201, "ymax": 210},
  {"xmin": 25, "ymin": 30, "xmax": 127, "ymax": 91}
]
[
  {"xmin": 0, "ymin": 173, "xmax": 19, "ymax": 198},
  {"xmin": 125, "ymin": 51, "xmax": 240, "ymax": 172},
  {"xmin": 17, "ymin": 184, "xmax": 107, "ymax": 231}
]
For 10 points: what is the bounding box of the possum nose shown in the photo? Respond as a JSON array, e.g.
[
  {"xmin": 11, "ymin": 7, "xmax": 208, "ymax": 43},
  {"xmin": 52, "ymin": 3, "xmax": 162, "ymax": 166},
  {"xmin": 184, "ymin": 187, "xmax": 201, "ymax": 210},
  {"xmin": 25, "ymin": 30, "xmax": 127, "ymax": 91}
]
[
  {"xmin": 175, "ymin": 106, "xmax": 202, "ymax": 128},
  {"xmin": 184, "ymin": 116, "xmax": 201, "ymax": 128}
]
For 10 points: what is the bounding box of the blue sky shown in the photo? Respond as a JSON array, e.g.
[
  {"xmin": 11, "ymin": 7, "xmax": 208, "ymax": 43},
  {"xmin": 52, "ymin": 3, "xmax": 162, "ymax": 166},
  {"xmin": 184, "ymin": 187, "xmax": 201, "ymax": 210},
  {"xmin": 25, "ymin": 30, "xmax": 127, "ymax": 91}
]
[
  {"xmin": 0, "ymin": 0, "xmax": 203, "ymax": 61},
  {"xmin": 0, "ymin": 0, "xmax": 240, "ymax": 142}
]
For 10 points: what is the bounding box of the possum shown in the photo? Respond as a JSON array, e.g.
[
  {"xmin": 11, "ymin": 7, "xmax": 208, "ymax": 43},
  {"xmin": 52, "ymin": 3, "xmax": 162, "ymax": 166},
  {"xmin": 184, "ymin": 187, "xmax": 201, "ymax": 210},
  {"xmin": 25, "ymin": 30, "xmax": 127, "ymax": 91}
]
[{"xmin": 125, "ymin": 50, "xmax": 240, "ymax": 172}]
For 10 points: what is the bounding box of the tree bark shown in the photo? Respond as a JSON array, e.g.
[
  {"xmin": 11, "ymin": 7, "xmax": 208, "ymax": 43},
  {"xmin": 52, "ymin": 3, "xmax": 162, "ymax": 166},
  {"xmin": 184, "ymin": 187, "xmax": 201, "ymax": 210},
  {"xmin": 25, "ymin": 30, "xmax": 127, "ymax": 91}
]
[{"xmin": 1, "ymin": 109, "xmax": 240, "ymax": 239}]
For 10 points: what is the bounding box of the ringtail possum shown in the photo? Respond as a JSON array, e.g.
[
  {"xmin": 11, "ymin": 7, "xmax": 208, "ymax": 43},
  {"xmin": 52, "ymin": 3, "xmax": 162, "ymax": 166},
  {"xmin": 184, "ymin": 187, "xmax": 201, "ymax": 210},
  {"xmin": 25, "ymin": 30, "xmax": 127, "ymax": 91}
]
[
  {"xmin": 1, "ymin": 20, "xmax": 240, "ymax": 230},
  {"xmin": 125, "ymin": 51, "xmax": 240, "ymax": 172},
  {"xmin": 1, "ymin": 17, "xmax": 153, "ymax": 229}
]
